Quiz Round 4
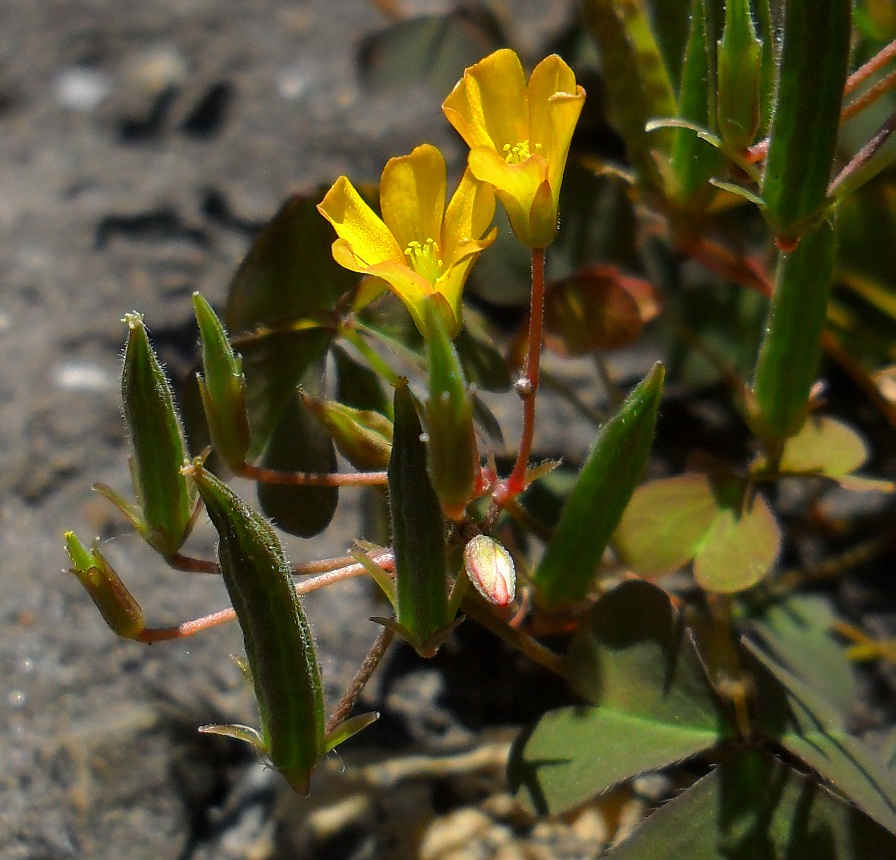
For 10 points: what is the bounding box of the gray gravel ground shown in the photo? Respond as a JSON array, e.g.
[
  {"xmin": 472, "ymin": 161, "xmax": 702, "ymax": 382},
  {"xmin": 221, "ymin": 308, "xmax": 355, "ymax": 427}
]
[{"xmin": 0, "ymin": 2, "xmax": 591, "ymax": 858}]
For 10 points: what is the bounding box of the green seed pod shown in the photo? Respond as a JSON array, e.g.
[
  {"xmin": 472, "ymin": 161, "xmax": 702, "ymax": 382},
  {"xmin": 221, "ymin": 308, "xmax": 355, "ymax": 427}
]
[
  {"xmin": 760, "ymin": 0, "xmax": 851, "ymax": 240},
  {"xmin": 716, "ymin": 0, "xmax": 763, "ymax": 151},
  {"xmin": 534, "ymin": 363, "xmax": 665, "ymax": 608},
  {"xmin": 669, "ymin": 0, "xmax": 725, "ymax": 206},
  {"xmin": 301, "ymin": 391, "xmax": 393, "ymax": 471},
  {"xmin": 65, "ymin": 531, "xmax": 145, "ymax": 640},
  {"xmin": 118, "ymin": 312, "xmax": 195, "ymax": 556},
  {"xmin": 193, "ymin": 292, "xmax": 252, "ymax": 469},
  {"xmin": 185, "ymin": 460, "xmax": 325, "ymax": 794},
  {"xmin": 387, "ymin": 379, "xmax": 453, "ymax": 656},
  {"xmin": 750, "ymin": 219, "xmax": 837, "ymax": 444},
  {"xmin": 424, "ymin": 300, "xmax": 478, "ymax": 520}
]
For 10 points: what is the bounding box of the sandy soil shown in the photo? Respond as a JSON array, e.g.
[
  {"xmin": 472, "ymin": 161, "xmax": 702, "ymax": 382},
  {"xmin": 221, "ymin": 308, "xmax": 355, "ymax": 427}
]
[{"xmin": 0, "ymin": 2, "xmax": 590, "ymax": 857}]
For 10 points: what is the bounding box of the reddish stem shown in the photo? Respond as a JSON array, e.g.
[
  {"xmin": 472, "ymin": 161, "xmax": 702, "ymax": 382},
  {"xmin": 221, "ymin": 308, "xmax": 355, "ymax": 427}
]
[
  {"xmin": 841, "ymin": 68, "xmax": 896, "ymax": 123},
  {"xmin": 507, "ymin": 247, "xmax": 546, "ymax": 496},
  {"xmin": 236, "ymin": 462, "xmax": 387, "ymax": 487},
  {"xmin": 136, "ymin": 550, "xmax": 395, "ymax": 642},
  {"xmin": 844, "ymin": 38, "xmax": 896, "ymax": 97}
]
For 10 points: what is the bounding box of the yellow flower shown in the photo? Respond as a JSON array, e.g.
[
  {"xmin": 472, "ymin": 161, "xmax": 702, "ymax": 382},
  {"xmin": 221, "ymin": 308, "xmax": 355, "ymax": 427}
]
[
  {"xmin": 317, "ymin": 144, "xmax": 496, "ymax": 337},
  {"xmin": 442, "ymin": 49, "xmax": 585, "ymax": 249}
]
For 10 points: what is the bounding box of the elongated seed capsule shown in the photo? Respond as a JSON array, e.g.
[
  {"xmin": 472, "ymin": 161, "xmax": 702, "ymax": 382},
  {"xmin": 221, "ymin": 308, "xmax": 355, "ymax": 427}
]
[
  {"xmin": 388, "ymin": 379, "xmax": 451, "ymax": 656},
  {"xmin": 759, "ymin": 0, "xmax": 851, "ymax": 240},
  {"xmin": 185, "ymin": 460, "xmax": 324, "ymax": 794},
  {"xmin": 120, "ymin": 312, "xmax": 195, "ymax": 555},
  {"xmin": 193, "ymin": 292, "xmax": 252, "ymax": 469},
  {"xmin": 534, "ymin": 362, "xmax": 665, "ymax": 608}
]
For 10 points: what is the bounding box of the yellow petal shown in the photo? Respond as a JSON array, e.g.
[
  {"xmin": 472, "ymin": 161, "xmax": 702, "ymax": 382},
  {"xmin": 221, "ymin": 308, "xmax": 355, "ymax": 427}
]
[
  {"xmin": 318, "ymin": 177, "xmax": 403, "ymax": 267},
  {"xmin": 380, "ymin": 144, "xmax": 446, "ymax": 254},
  {"xmin": 468, "ymin": 147, "xmax": 550, "ymax": 248},
  {"xmin": 433, "ymin": 250, "xmax": 486, "ymax": 335},
  {"xmin": 442, "ymin": 48, "xmax": 528, "ymax": 152},
  {"xmin": 366, "ymin": 260, "xmax": 434, "ymax": 335},
  {"xmin": 441, "ymin": 167, "xmax": 495, "ymax": 265},
  {"xmin": 528, "ymin": 56, "xmax": 585, "ymax": 210}
]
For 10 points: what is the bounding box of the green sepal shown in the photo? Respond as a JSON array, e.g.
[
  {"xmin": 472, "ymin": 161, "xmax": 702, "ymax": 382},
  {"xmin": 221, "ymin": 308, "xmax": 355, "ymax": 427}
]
[
  {"xmin": 349, "ymin": 547, "xmax": 397, "ymax": 609},
  {"xmin": 324, "ymin": 712, "xmax": 380, "ymax": 753},
  {"xmin": 193, "ymin": 292, "xmax": 251, "ymax": 469},
  {"xmin": 198, "ymin": 723, "xmax": 266, "ymax": 751},
  {"xmin": 64, "ymin": 531, "xmax": 146, "ymax": 640},
  {"xmin": 423, "ymin": 299, "xmax": 478, "ymax": 520},
  {"xmin": 370, "ymin": 615, "xmax": 464, "ymax": 660},
  {"xmin": 534, "ymin": 363, "xmax": 665, "ymax": 608},
  {"xmin": 387, "ymin": 379, "xmax": 453, "ymax": 656},
  {"xmin": 716, "ymin": 0, "xmax": 763, "ymax": 150},
  {"xmin": 750, "ymin": 219, "xmax": 837, "ymax": 443},
  {"xmin": 119, "ymin": 312, "xmax": 196, "ymax": 556},
  {"xmin": 301, "ymin": 391, "xmax": 393, "ymax": 471},
  {"xmin": 184, "ymin": 459, "xmax": 325, "ymax": 795},
  {"xmin": 759, "ymin": 0, "xmax": 851, "ymax": 240}
]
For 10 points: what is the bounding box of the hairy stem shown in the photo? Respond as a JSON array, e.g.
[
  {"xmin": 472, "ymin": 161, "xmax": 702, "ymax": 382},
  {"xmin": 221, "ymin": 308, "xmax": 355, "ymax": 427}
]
[
  {"xmin": 236, "ymin": 461, "xmax": 387, "ymax": 487},
  {"xmin": 508, "ymin": 247, "xmax": 546, "ymax": 496}
]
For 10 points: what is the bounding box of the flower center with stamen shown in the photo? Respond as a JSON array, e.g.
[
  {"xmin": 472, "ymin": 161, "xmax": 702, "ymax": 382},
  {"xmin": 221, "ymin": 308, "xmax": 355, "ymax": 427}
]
[
  {"xmin": 404, "ymin": 238, "xmax": 443, "ymax": 282},
  {"xmin": 502, "ymin": 140, "xmax": 542, "ymax": 164}
]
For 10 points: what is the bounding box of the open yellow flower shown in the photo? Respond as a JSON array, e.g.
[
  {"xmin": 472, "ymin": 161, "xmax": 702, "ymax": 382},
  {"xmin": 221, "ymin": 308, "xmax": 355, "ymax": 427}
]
[
  {"xmin": 442, "ymin": 49, "xmax": 585, "ymax": 249},
  {"xmin": 317, "ymin": 144, "xmax": 496, "ymax": 338}
]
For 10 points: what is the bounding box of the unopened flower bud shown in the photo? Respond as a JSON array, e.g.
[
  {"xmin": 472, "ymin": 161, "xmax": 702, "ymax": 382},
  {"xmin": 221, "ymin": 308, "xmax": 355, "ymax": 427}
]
[{"xmin": 464, "ymin": 535, "xmax": 516, "ymax": 607}]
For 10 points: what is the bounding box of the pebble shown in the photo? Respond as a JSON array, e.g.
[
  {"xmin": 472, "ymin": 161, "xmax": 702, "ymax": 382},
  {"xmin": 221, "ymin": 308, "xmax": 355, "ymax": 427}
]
[{"xmin": 55, "ymin": 67, "xmax": 111, "ymax": 112}]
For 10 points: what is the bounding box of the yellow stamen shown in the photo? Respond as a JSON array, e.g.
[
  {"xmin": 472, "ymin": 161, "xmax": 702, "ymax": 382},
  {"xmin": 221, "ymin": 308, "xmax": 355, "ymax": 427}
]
[
  {"xmin": 502, "ymin": 140, "xmax": 542, "ymax": 164},
  {"xmin": 404, "ymin": 238, "xmax": 443, "ymax": 282}
]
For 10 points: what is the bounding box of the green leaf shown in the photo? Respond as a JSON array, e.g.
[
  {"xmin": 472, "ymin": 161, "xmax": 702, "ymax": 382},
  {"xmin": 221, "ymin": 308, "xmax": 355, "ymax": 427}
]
[
  {"xmin": 759, "ymin": 0, "xmax": 852, "ymax": 238},
  {"xmin": 614, "ymin": 473, "xmax": 780, "ymax": 592},
  {"xmin": 534, "ymin": 363, "xmax": 664, "ymax": 607},
  {"xmin": 568, "ymin": 580, "xmax": 724, "ymax": 727},
  {"xmin": 783, "ymin": 731, "xmax": 896, "ymax": 835},
  {"xmin": 358, "ymin": 9, "xmax": 503, "ymax": 97},
  {"xmin": 332, "ymin": 343, "xmax": 391, "ymax": 417},
  {"xmin": 225, "ymin": 192, "xmax": 356, "ymax": 332},
  {"xmin": 239, "ymin": 327, "xmax": 333, "ymax": 460},
  {"xmin": 604, "ymin": 749, "xmax": 896, "ymax": 859},
  {"xmin": 509, "ymin": 706, "xmax": 720, "ymax": 816},
  {"xmin": 778, "ymin": 416, "xmax": 869, "ymax": 477},
  {"xmin": 750, "ymin": 219, "xmax": 838, "ymax": 442},
  {"xmin": 257, "ymin": 391, "xmax": 339, "ymax": 538},
  {"xmin": 119, "ymin": 312, "xmax": 195, "ymax": 555},
  {"xmin": 613, "ymin": 474, "xmax": 721, "ymax": 577},
  {"xmin": 747, "ymin": 595, "xmax": 857, "ymax": 720},
  {"xmin": 745, "ymin": 641, "xmax": 896, "ymax": 832},
  {"xmin": 692, "ymin": 489, "xmax": 780, "ymax": 593}
]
